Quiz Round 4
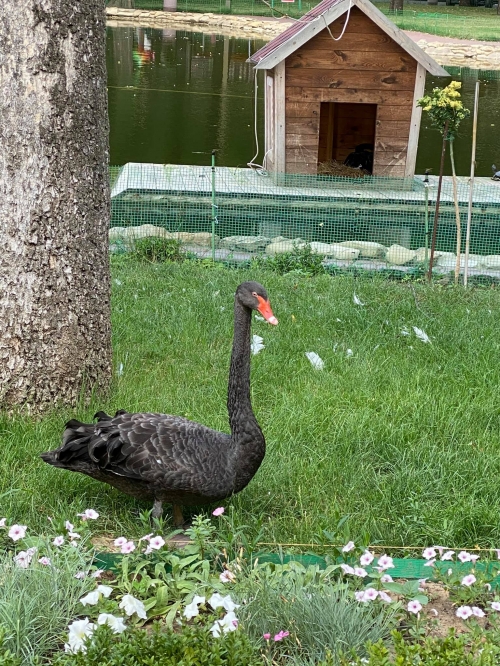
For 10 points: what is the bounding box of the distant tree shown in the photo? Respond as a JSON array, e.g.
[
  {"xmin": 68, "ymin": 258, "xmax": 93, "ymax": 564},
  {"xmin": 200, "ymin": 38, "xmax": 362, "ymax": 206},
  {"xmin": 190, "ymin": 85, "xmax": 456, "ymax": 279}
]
[{"xmin": 0, "ymin": 0, "xmax": 112, "ymax": 412}]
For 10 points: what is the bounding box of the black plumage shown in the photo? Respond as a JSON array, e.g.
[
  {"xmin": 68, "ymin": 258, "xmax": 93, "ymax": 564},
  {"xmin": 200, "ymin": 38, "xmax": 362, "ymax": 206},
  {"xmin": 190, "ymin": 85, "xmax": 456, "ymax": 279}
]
[{"xmin": 40, "ymin": 282, "xmax": 278, "ymax": 526}]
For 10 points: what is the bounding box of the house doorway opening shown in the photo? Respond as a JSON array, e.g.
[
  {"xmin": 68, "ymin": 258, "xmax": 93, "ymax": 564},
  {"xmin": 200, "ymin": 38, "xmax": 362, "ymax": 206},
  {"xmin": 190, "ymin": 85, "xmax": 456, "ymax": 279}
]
[{"xmin": 317, "ymin": 102, "xmax": 377, "ymax": 175}]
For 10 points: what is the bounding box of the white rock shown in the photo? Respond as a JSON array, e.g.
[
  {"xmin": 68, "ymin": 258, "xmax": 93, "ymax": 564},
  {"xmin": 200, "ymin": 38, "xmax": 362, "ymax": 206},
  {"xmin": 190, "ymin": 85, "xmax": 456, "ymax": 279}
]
[
  {"xmin": 308, "ymin": 242, "xmax": 337, "ymax": 257},
  {"xmin": 436, "ymin": 253, "xmax": 482, "ymax": 269},
  {"xmin": 220, "ymin": 235, "xmax": 269, "ymax": 251},
  {"xmin": 339, "ymin": 240, "xmax": 386, "ymax": 258},
  {"xmin": 265, "ymin": 239, "xmax": 306, "ymax": 255},
  {"xmin": 109, "ymin": 227, "xmax": 127, "ymax": 242},
  {"xmin": 414, "ymin": 247, "xmax": 448, "ymax": 263},
  {"xmin": 126, "ymin": 224, "xmax": 172, "ymax": 240},
  {"xmin": 332, "ymin": 244, "xmax": 360, "ymax": 261},
  {"xmin": 484, "ymin": 255, "xmax": 500, "ymax": 269},
  {"xmin": 385, "ymin": 244, "xmax": 417, "ymax": 265},
  {"xmin": 170, "ymin": 232, "xmax": 218, "ymax": 247}
]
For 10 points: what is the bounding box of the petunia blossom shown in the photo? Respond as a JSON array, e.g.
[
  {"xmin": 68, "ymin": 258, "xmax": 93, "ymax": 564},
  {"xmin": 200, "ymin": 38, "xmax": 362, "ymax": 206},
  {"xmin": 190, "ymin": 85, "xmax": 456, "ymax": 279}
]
[
  {"xmin": 456, "ymin": 606, "xmax": 473, "ymax": 620},
  {"xmin": 91, "ymin": 569, "xmax": 104, "ymax": 578},
  {"xmin": 119, "ymin": 594, "xmax": 147, "ymax": 619},
  {"xmin": 378, "ymin": 591, "xmax": 392, "ymax": 603},
  {"xmin": 342, "ymin": 541, "xmax": 355, "ymax": 553},
  {"xmin": 8, "ymin": 525, "xmax": 27, "ymax": 541},
  {"xmin": 340, "ymin": 564, "xmax": 355, "ymax": 575},
  {"xmin": 381, "ymin": 574, "xmax": 393, "ymax": 583},
  {"xmin": 80, "ymin": 590, "xmax": 101, "ymax": 606},
  {"xmin": 457, "ymin": 551, "xmax": 473, "ymax": 563},
  {"xmin": 68, "ymin": 532, "xmax": 81, "ymax": 540},
  {"xmin": 377, "ymin": 555, "xmax": 394, "ymax": 570},
  {"xmin": 114, "ymin": 537, "xmax": 128, "ymax": 547},
  {"xmin": 422, "ymin": 548, "xmax": 436, "ymax": 560},
  {"xmin": 53, "ymin": 536, "xmax": 65, "ymax": 547},
  {"xmin": 65, "ymin": 618, "xmax": 95, "ymax": 654},
  {"xmin": 97, "ymin": 585, "xmax": 113, "ymax": 598},
  {"xmin": 407, "ymin": 600, "xmax": 422, "ymax": 614},
  {"xmin": 491, "ymin": 602, "xmax": 500, "ymax": 611},
  {"xmin": 220, "ymin": 570, "xmax": 236, "ymax": 583},
  {"xmin": 423, "ymin": 559, "xmax": 436, "ymax": 567},
  {"xmin": 210, "ymin": 611, "xmax": 239, "ymax": 637},
  {"xmin": 184, "ymin": 600, "xmax": 201, "ymax": 620},
  {"xmin": 78, "ymin": 509, "xmax": 99, "ymax": 521},
  {"xmin": 120, "ymin": 541, "xmax": 135, "ymax": 554},
  {"xmin": 472, "ymin": 606, "xmax": 485, "ymax": 617},
  {"xmin": 440, "ymin": 550, "xmax": 455, "ymax": 561},
  {"xmin": 359, "ymin": 550, "xmax": 374, "ymax": 567},
  {"xmin": 461, "ymin": 574, "xmax": 476, "ymax": 587},
  {"xmin": 74, "ymin": 571, "xmax": 87, "ymax": 579},
  {"xmin": 363, "ymin": 588, "xmax": 378, "ymax": 601},
  {"xmin": 353, "ymin": 567, "xmax": 368, "ymax": 578},
  {"xmin": 148, "ymin": 536, "xmax": 165, "ymax": 550},
  {"xmin": 212, "ymin": 507, "xmax": 225, "ymax": 517},
  {"xmin": 65, "ymin": 521, "xmax": 74, "ymax": 532},
  {"xmin": 38, "ymin": 557, "xmax": 51, "ymax": 566},
  {"xmin": 97, "ymin": 614, "xmax": 127, "ymax": 634},
  {"xmin": 0, "ymin": 518, "xmax": 6, "ymax": 528}
]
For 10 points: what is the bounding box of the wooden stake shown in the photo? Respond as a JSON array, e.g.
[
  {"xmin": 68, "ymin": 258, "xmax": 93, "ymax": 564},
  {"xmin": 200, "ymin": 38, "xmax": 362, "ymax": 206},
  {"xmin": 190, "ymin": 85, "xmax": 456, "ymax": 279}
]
[
  {"xmin": 449, "ymin": 140, "xmax": 461, "ymax": 285},
  {"xmin": 464, "ymin": 82, "xmax": 480, "ymax": 288}
]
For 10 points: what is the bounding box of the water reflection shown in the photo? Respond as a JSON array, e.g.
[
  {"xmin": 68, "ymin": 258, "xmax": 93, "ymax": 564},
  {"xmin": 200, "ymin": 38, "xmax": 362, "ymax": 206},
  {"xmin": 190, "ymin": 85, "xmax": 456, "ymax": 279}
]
[{"xmin": 107, "ymin": 26, "xmax": 500, "ymax": 176}]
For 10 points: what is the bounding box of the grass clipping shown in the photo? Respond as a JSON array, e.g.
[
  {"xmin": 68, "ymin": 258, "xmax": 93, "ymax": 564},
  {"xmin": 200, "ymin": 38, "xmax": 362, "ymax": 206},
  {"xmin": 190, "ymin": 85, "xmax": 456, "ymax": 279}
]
[{"xmin": 317, "ymin": 160, "xmax": 369, "ymax": 178}]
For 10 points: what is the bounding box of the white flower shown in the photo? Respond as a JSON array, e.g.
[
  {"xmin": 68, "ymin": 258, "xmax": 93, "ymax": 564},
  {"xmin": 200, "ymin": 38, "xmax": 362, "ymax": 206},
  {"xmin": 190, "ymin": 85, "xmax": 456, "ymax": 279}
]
[
  {"xmin": 220, "ymin": 570, "xmax": 236, "ymax": 583},
  {"xmin": 53, "ymin": 536, "xmax": 64, "ymax": 547},
  {"xmin": 184, "ymin": 600, "xmax": 201, "ymax": 619},
  {"xmin": 422, "ymin": 547, "xmax": 436, "ymax": 560},
  {"xmin": 341, "ymin": 564, "xmax": 355, "ymax": 575},
  {"xmin": 423, "ymin": 559, "xmax": 436, "ymax": 567},
  {"xmin": 139, "ymin": 533, "xmax": 153, "ymax": 542},
  {"xmin": 377, "ymin": 555, "xmax": 394, "ymax": 570},
  {"xmin": 8, "ymin": 525, "xmax": 27, "ymax": 541},
  {"xmin": 97, "ymin": 614, "xmax": 127, "ymax": 634},
  {"xmin": 97, "ymin": 585, "xmax": 113, "ymax": 598},
  {"xmin": 120, "ymin": 541, "xmax": 135, "ymax": 554},
  {"xmin": 359, "ymin": 550, "xmax": 374, "ymax": 567},
  {"xmin": 208, "ymin": 593, "xmax": 239, "ymax": 612},
  {"xmin": 80, "ymin": 590, "xmax": 101, "ymax": 606},
  {"xmin": 363, "ymin": 588, "xmax": 378, "ymax": 601},
  {"xmin": 251, "ymin": 335, "xmax": 265, "ymax": 355},
  {"xmin": 66, "ymin": 618, "xmax": 95, "ymax": 653},
  {"xmin": 148, "ymin": 536, "xmax": 165, "ymax": 550},
  {"xmin": 65, "ymin": 521, "xmax": 74, "ymax": 532},
  {"xmin": 68, "ymin": 532, "xmax": 81, "ymax": 540},
  {"xmin": 441, "ymin": 550, "xmax": 455, "ymax": 561},
  {"xmin": 378, "ymin": 591, "xmax": 392, "ymax": 603},
  {"xmin": 456, "ymin": 605, "xmax": 473, "ymax": 620},
  {"xmin": 305, "ymin": 351, "xmax": 324, "ymax": 370},
  {"xmin": 0, "ymin": 518, "xmax": 6, "ymax": 528},
  {"xmin": 192, "ymin": 595, "xmax": 206, "ymax": 606},
  {"xmin": 491, "ymin": 602, "xmax": 500, "ymax": 611},
  {"xmin": 91, "ymin": 569, "xmax": 104, "ymax": 578},
  {"xmin": 78, "ymin": 509, "xmax": 99, "ymax": 520},
  {"xmin": 472, "ymin": 606, "xmax": 485, "ymax": 617},
  {"xmin": 210, "ymin": 611, "xmax": 239, "ymax": 637},
  {"xmin": 14, "ymin": 551, "xmax": 32, "ymax": 568},
  {"xmin": 353, "ymin": 567, "xmax": 368, "ymax": 578},
  {"xmin": 74, "ymin": 571, "xmax": 87, "ymax": 579},
  {"xmin": 38, "ymin": 557, "xmax": 51, "ymax": 566},
  {"xmin": 457, "ymin": 551, "xmax": 473, "ymax": 563},
  {"xmin": 407, "ymin": 600, "xmax": 422, "ymax": 614},
  {"xmin": 114, "ymin": 537, "xmax": 128, "ymax": 547},
  {"xmin": 119, "ymin": 594, "xmax": 147, "ymax": 619},
  {"xmin": 381, "ymin": 574, "xmax": 393, "ymax": 583},
  {"xmin": 342, "ymin": 541, "xmax": 355, "ymax": 553}
]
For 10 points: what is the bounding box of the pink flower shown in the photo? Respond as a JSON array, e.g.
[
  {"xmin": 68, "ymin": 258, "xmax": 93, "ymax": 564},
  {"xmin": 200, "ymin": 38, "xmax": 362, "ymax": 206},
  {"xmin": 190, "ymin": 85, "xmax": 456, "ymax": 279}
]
[
  {"xmin": 359, "ymin": 550, "xmax": 374, "ymax": 567},
  {"xmin": 148, "ymin": 536, "xmax": 165, "ymax": 550},
  {"xmin": 407, "ymin": 600, "xmax": 422, "ymax": 614},
  {"xmin": 53, "ymin": 536, "xmax": 64, "ymax": 547},
  {"xmin": 457, "ymin": 551, "xmax": 473, "ymax": 563},
  {"xmin": 342, "ymin": 541, "xmax": 355, "ymax": 553},
  {"xmin": 0, "ymin": 518, "xmax": 6, "ymax": 528},
  {"xmin": 65, "ymin": 521, "xmax": 74, "ymax": 532},
  {"xmin": 78, "ymin": 509, "xmax": 99, "ymax": 520},
  {"xmin": 68, "ymin": 532, "xmax": 81, "ymax": 540},
  {"xmin": 491, "ymin": 602, "xmax": 500, "ymax": 611},
  {"xmin": 114, "ymin": 537, "xmax": 128, "ymax": 547},
  {"xmin": 472, "ymin": 606, "xmax": 485, "ymax": 617},
  {"xmin": 423, "ymin": 559, "xmax": 436, "ymax": 567},
  {"xmin": 340, "ymin": 564, "xmax": 355, "ymax": 575},
  {"xmin": 263, "ymin": 633, "xmax": 271, "ymax": 640},
  {"xmin": 353, "ymin": 567, "xmax": 368, "ymax": 578},
  {"xmin": 120, "ymin": 541, "xmax": 135, "ymax": 554},
  {"xmin": 8, "ymin": 525, "xmax": 27, "ymax": 541},
  {"xmin": 440, "ymin": 550, "xmax": 455, "ymax": 561},
  {"xmin": 139, "ymin": 533, "xmax": 153, "ymax": 542},
  {"xmin": 212, "ymin": 507, "xmax": 225, "ymax": 517},
  {"xmin": 74, "ymin": 572, "xmax": 87, "ymax": 579},
  {"xmin": 91, "ymin": 570, "xmax": 104, "ymax": 578},
  {"xmin": 355, "ymin": 591, "xmax": 366, "ymax": 601},
  {"xmin": 470, "ymin": 554, "xmax": 480, "ymax": 562},
  {"xmin": 456, "ymin": 606, "xmax": 473, "ymax": 620},
  {"xmin": 38, "ymin": 557, "xmax": 51, "ymax": 566},
  {"xmin": 220, "ymin": 570, "xmax": 236, "ymax": 583},
  {"xmin": 422, "ymin": 548, "xmax": 436, "ymax": 560},
  {"xmin": 377, "ymin": 555, "xmax": 394, "ymax": 570},
  {"xmin": 381, "ymin": 574, "xmax": 393, "ymax": 583},
  {"xmin": 418, "ymin": 579, "xmax": 428, "ymax": 586},
  {"xmin": 461, "ymin": 574, "xmax": 476, "ymax": 587},
  {"xmin": 363, "ymin": 588, "xmax": 378, "ymax": 601},
  {"xmin": 495, "ymin": 550, "xmax": 500, "ymax": 560},
  {"xmin": 378, "ymin": 591, "xmax": 392, "ymax": 603},
  {"xmin": 274, "ymin": 631, "xmax": 289, "ymax": 642}
]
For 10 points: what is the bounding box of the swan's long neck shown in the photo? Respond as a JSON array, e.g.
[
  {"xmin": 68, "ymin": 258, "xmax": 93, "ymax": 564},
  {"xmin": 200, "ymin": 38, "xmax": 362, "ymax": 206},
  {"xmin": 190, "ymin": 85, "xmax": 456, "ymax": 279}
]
[{"xmin": 227, "ymin": 298, "xmax": 265, "ymax": 492}]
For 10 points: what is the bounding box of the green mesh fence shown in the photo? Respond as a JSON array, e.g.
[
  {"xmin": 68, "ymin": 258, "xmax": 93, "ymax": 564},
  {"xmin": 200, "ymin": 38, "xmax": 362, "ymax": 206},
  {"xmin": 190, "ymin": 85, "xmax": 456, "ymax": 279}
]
[{"xmin": 109, "ymin": 163, "xmax": 500, "ymax": 279}]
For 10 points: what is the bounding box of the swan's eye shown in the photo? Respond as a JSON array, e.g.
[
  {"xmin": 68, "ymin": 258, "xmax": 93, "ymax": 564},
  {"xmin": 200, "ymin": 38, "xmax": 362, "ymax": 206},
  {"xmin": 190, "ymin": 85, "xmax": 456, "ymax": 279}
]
[{"xmin": 252, "ymin": 291, "xmax": 258, "ymax": 298}]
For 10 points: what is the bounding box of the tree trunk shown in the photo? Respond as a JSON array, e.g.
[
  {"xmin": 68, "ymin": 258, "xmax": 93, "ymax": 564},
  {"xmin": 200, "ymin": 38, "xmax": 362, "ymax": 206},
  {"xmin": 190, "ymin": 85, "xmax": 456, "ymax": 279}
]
[
  {"xmin": 0, "ymin": 0, "xmax": 112, "ymax": 412},
  {"xmin": 389, "ymin": 0, "xmax": 404, "ymax": 10},
  {"xmin": 449, "ymin": 140, "xmax": 462, "ymax": 285}
]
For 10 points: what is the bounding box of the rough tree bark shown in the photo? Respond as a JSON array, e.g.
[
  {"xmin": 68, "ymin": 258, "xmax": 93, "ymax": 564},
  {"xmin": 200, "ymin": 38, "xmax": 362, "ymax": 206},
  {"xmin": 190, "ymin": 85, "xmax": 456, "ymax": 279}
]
[{"xmin": 0, "ymin": 0, "xmax": 112, "ymax": 412}]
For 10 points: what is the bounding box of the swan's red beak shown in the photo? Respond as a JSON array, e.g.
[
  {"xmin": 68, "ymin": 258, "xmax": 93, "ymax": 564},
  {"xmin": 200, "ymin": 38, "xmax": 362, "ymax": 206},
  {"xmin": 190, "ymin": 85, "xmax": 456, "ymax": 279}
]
[{"xmin": 256, "ymin": 296, "xmax": 278, "ymax": 325}]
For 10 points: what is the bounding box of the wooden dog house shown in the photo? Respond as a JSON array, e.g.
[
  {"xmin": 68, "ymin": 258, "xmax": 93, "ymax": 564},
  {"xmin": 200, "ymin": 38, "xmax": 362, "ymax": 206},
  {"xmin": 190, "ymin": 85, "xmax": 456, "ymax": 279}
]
[{"xmin": 249, "ymin": 0, "xmax": 449, "ymax": 178}]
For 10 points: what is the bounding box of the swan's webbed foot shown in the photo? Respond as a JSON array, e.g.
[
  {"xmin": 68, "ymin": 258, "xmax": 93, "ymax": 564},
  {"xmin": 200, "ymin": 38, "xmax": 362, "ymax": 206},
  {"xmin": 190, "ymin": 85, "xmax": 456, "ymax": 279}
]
[{"xmin": 152, "ymin": 499, "xmax": 163, "ymax": 519}]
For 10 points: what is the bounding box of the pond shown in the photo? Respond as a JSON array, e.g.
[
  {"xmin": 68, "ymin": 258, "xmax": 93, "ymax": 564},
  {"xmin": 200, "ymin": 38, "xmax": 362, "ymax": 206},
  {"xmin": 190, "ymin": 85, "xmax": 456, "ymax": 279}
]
[{"xmin": 107, "ymin": 26, "xmax": 500, "ymax": 177}]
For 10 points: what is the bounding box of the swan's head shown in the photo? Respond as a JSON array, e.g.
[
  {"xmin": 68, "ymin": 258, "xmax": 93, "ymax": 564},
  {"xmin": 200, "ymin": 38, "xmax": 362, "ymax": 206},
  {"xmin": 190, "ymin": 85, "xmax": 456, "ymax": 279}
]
[{"xmin": 236, "ymin": 281, "xmax": 278, "ymax": 326}]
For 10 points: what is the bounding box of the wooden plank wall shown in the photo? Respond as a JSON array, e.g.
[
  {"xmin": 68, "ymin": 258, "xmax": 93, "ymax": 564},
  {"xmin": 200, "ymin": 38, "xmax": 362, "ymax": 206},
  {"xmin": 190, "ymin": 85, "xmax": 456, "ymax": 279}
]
[{"xmin": 284, "ymin": 7, "xmax": 418, "ymax": 176}]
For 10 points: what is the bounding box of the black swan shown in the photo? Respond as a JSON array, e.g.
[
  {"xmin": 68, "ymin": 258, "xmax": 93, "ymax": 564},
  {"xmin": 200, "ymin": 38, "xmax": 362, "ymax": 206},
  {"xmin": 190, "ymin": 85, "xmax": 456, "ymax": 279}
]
[{"xmin": 41, "ymin": 281, "xmax": 278, "ymax": 526}]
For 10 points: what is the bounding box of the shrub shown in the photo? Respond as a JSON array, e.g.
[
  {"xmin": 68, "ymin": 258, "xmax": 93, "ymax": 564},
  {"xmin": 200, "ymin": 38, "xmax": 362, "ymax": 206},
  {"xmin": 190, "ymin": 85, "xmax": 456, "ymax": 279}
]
[
  {"xmin": 255, "ymin": 244, "xmax": 325, "ymax": 276},
  {"xmin": 343, "ymin": 629, "xmax": 500, "ymax": 666},
  {"xmin": 133, "ymin": 237, "xmax": 185, "ymax": 263},
  {"xmin": 52, "ymin": 622, "xmax": 263, "ymax": 666}
]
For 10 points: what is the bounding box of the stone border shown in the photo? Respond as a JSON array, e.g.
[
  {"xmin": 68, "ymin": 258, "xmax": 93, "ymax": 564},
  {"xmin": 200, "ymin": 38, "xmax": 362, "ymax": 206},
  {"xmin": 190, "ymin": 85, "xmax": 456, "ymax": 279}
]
[{"xmin": 106, "ymin": 7, "xmax": 500, "ymax": 69}]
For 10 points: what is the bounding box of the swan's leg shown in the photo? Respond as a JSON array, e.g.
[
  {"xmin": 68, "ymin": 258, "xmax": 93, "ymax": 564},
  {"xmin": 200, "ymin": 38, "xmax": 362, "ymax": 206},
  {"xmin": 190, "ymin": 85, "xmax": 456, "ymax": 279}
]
[
  {"xmin": 172, "ymin": 504, "xmax": 184, "ymax": 527},
  {"xmin": 152, "ymin": 499, "xmax": 163, "ymax": 519}
]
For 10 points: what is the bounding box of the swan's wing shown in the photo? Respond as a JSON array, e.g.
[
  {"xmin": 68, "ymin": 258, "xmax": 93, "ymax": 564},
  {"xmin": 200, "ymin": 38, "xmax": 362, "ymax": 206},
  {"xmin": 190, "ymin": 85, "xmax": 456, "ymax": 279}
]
[{"xmin": 58, "ymin": 411, "xmax": 231, "ymax": 488}]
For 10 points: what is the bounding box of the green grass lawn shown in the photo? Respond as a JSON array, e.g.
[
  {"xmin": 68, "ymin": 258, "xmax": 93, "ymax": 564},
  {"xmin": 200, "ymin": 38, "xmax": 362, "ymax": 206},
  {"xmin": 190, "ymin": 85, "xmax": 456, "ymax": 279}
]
[
  {"xmin": 2, "ymin": 260, "xmax": 500, "ymax": 550},
  {"xmin": 122, "ymin": 0, "xmax": 500, "ymax": 41}
]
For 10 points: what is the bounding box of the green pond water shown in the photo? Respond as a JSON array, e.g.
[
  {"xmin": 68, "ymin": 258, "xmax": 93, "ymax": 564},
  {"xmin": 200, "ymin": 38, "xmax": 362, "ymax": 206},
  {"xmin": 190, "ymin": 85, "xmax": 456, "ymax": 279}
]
[{"xmin": 107, "ymin": 26, "xmax": 500, "ymax": 177}]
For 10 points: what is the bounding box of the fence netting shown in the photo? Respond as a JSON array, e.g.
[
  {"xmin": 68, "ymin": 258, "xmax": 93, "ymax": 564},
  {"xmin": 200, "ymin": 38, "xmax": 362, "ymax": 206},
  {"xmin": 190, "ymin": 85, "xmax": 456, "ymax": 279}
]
[{"xmin": 110, "ymin": 162, "xmax": 500, "ymax": 279}]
